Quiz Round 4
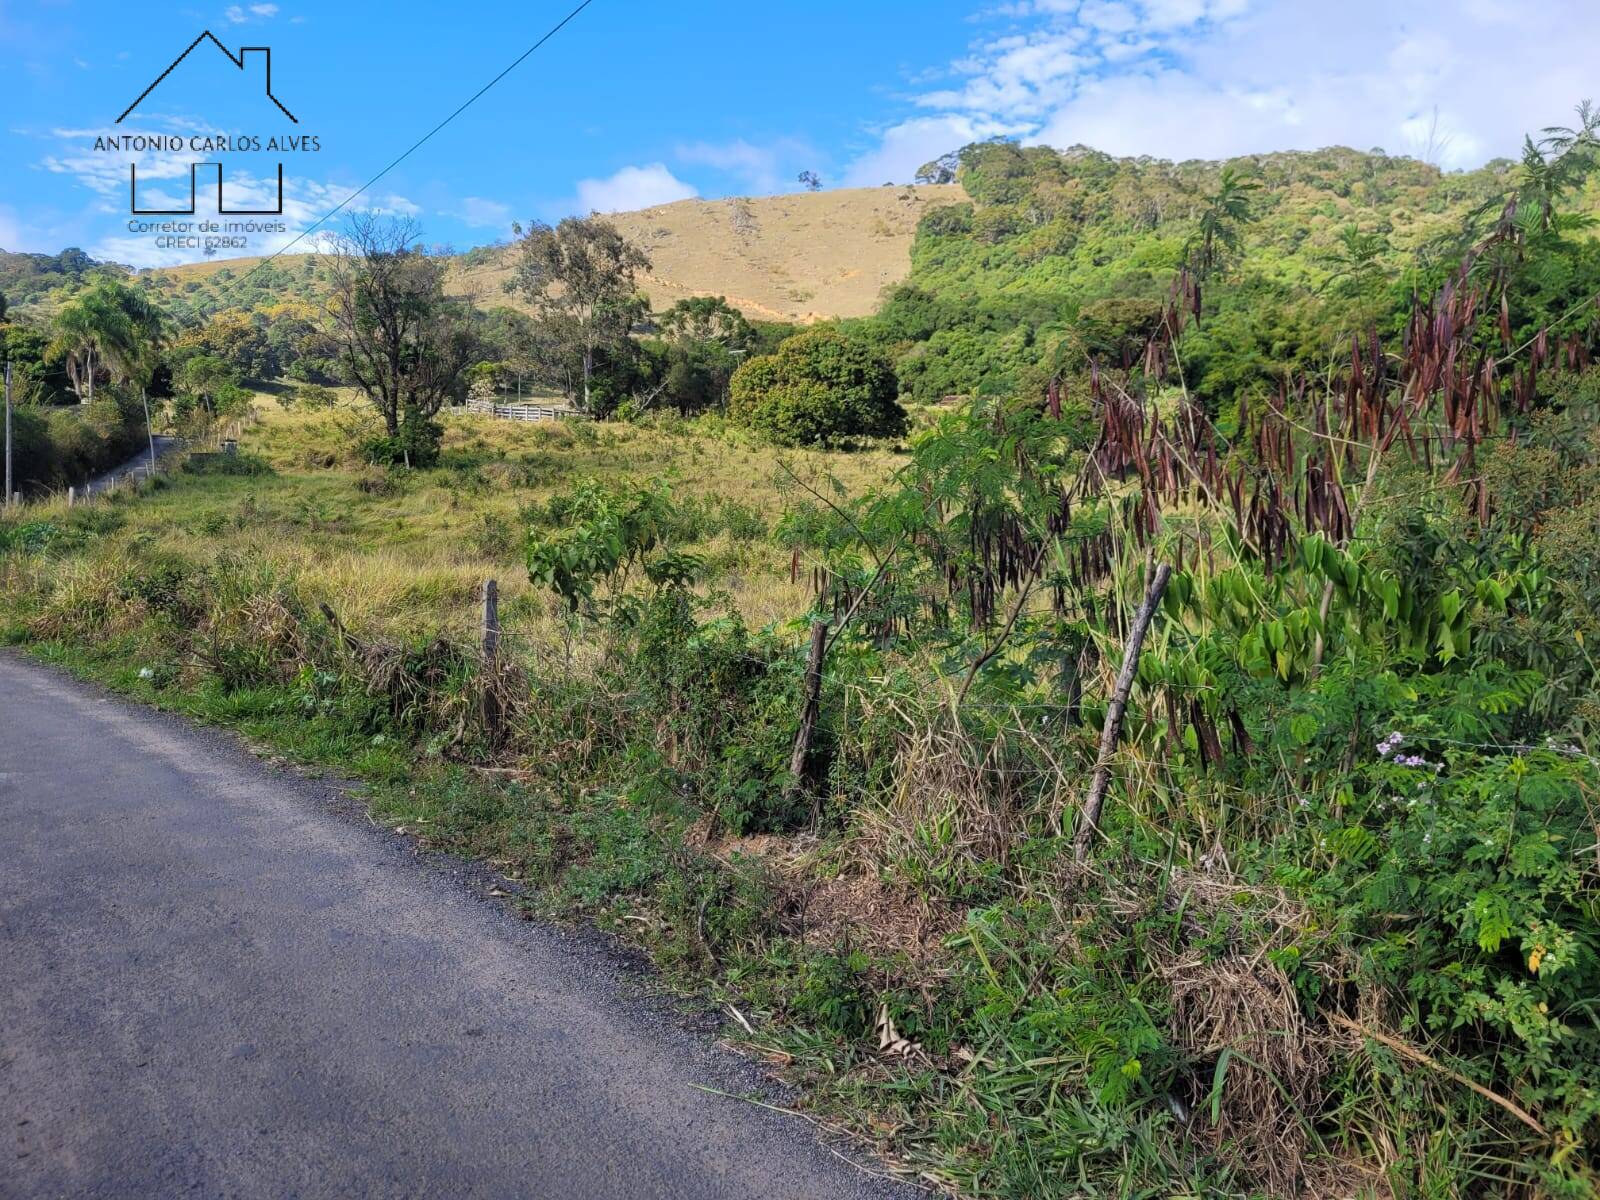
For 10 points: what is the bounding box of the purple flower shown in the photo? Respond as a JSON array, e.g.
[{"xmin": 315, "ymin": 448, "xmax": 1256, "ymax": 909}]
[{"xmin": 1377, "ymin": 731, "xmax": 1404, "ymax": 757}]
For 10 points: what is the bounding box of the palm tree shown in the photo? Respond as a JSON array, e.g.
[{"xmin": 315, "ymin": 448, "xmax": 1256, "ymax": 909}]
[
  {"xmin": 1527, "ymin": 100, "xmax": 1600, "ymax": 232},
  {"xmin": 48, "ymin": 280, "xmax": 166, "ymax": 403},
  {"xmin": 113, "ymin": 285, "xmax": 168, "ymax": 385},
  {"xmin": 1189, "ymin": 166, "xmax": 1260, "ymax": 281}
]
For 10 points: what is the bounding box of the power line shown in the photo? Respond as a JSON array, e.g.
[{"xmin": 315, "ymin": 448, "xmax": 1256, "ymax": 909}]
[{"xmin": 237, "ymin": 0, "xmax": 597, "ymax": 283}]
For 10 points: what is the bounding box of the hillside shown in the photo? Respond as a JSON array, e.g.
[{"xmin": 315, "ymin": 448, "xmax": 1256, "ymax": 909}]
[
  {"xmin": 862, "ymin": 141, "xmax": 1600, "ymax": 404},
  {"xmin": 137, "ymin": 184, "xmax": 965, "ymax": 324},
  {"xmin": 456, "ymin": 185, "xmax": 965, "ymax": 322}
]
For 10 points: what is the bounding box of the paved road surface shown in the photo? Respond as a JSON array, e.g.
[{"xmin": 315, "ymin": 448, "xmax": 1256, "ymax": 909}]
[
  {"xmin": 83, "ymin": 436, "xmax": 182, "ymax": 496},
  {"xmin": 0, "ymin": 653, "xmax": 913, "ymax": 1199}
]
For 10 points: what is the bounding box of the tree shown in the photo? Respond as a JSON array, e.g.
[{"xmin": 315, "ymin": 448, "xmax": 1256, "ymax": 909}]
[
  {"xmin": 797, "ymin": 170, "xmax": 823, "ymax": 192},
  {"xmin": 51, "ymin": 283, "xmax": 121, "ymax": 402},
  {"xmin": 177, "ymin": 309, "xmax": 272, "ymax": 378},
  {"xmin": 728, "ymin": 328, "xmax": 905, "ymax": 446},
  {"xmin": 1188, "ymin": 166, "xmax": 1260, "ymax": 281},
  {"xmin": 635, "ymin": 296, "xmax": 761, "ymax": 415},
  {"xmin": 326, "ymin": 215, "xmax": 478, "ymax": 465},
  {"xmin": 168, "ymin": 352, "xmax": 251, "ymax": 435},
  {"xmin": 506, "ymin": 215, "xmax": 650, "ymax": 413},
  {"xmin": 47, "ymin": 278, "xmax": 166, "ymax": 402},
  {"xmin": 1, "ymin": 323, "xmax": 64, "ymax": 400},
  {"xmin": 263, "ymin": 300, "xmax": 340, "ymax": 383},
  {"xmin": 656, "ymin": 295, "xmax": 756, "ymax": 350},
  {"xmin": 915, "ymin": 152, "xmax": 960, "ymax": 185}
]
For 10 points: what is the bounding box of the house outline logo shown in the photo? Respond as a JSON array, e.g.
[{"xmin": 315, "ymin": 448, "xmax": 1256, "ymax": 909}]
[
  {"xmin": 129, "ymin": 162, "xmax": 286, "ymax": 217},
  {"xmin": 120, "ymin": 30, "xmax": 297, "ymax": 216},
  {"xmin": 118, "ymin": 31, "xmax": 297, "ymax": 125}
]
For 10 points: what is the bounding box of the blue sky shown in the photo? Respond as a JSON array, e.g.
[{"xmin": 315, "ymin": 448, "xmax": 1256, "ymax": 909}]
[{"xmin": 3, "ymin": 0, "xmax": 1598, "ymax": 268}]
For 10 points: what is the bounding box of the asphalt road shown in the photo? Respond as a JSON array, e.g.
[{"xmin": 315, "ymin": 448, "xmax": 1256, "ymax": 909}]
[
  {"xmin": 83, "ymin": 436, "xmax": 182, "ymax": 497},
  {"xmin": 0, "ymin": 653, "xmax": 915, "ymax": 1200}
]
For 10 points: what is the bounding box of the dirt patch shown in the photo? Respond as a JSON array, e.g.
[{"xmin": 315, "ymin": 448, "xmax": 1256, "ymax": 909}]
[
  {"xmin": 689, "ymin": 819, "xmax": 958, "ymax": 961},
  {"xmin": 794, "ymin": 870, "xmax": 958, "ymax": 961}
]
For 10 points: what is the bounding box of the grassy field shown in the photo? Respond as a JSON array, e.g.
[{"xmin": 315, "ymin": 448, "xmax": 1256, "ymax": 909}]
[
  {"xmin": 15, "ymin": 394, "xmax": 903, "ymax": 642},
  {"xmin": 0, "ymin": 396, "xmax": 980, "ymax": 1183}
]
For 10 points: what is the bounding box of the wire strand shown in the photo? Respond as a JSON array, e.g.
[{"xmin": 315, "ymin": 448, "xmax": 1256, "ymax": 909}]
[{"xmin": 236, "ymin": 0, "xmax": 597, "ymax": 284}]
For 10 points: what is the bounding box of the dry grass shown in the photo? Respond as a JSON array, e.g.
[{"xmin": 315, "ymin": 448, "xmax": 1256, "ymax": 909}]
[
  {"xmin": 147, "ymin": 184, "xmax": 969, "ymax": 325},
  {"xmin": 451, "ymin": 185, "xmax": 967, "ymax": 323},
  {"xmin": 689, "ymin": 822, "xmax": 959, "ymax": 962},
  {"xmin": 1166, "ymin": 952, "xmax": 1329, "ymax": 1191},
  {"xmin": 856, "ymin": 718, "xmax": 1041, "ymax": 878},
  {"xmin": 17, "ymin": 395, "xmax": 904, "ymax": 657}
]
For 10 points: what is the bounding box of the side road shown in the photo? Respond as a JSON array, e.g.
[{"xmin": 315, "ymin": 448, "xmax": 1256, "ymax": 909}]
[
  {"xmin": 83, "ymin": 434, "xmax": 182, "ymax": 496},
  {"xmin": 0, "ymin": 652, "xmax": 916, "ymax": 1199}
]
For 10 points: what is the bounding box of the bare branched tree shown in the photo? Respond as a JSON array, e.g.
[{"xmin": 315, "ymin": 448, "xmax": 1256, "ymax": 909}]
[{"xmin": 326, "ymin": 214, "xmax": 478, "ymax": 443}]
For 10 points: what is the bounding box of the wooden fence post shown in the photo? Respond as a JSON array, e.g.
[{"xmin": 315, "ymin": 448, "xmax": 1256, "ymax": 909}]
[
  {"xmin": 481, "ymin": 579, "xmax": 500, "ymax": 660},
  {"xmin": 785, "ymin": 619, "xmax": 831, "ymax": 816},
  {"xmin": 481, "ymin": 579, "xmax": 503, "ymax": 742},
  {"xmin": 67, "ymin": 487, "xmax": 75, "ymax": 507},
  {"xmin": 1074, "ymin": 564, "xmax": 1172, "ymax": 863}
]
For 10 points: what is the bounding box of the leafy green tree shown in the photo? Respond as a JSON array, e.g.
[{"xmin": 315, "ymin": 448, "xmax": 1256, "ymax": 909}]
[
  {"xmin": 656, "ymin": 296, "xmax": 756, "ymax": 350},
  {"xmin": 507, "ymin": 215, "xmax": 650, "ymax": 413},
  {"xmin": 166, "ymin": 353, "xmax": 250, "ymax": 435},
  {"xmin": 176, "ymin": 308, "xmax": 272, "ymax": 378},
  {"xmin": 915, "ymin": 152, "xmax": 959, "ymax": 185},
  {"xmin": 1187, "ymin": 166, "xmax": 1260, "ymax": 281},
  {"xmin": 627, "ymin": 297, "xmax": 761, "ymax": 416},
  {"xmin": 47, "ymin": 278, "xmax": 165, "ymax": 402},
  {"xmin": 728, "ymin": 328, "xmax": 905, "ymax": 445},
  {"xmin": 1, "ymin": 322, "xmax": 66, "ymax": 401}
]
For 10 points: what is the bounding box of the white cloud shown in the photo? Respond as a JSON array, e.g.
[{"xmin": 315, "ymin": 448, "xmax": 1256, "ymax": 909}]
[
  {"xmin": 851, "ymin": 0, "xmax": 1598, "ymax": 179},
  {"xmin": 842, "ymin": 114, "xmax": 1027, "ymax": 187},
  {"xmin": 0, "ymin": 206, "xmax": 25, "ymax": 251},
  {"xmin": 675, "ymin": 137, "xmax": 818, "ymax": 194},
  {"xmin": 447, "ymin": 196, "xmax": 512, "ymax": 229},
  {"xmin": 572, "ymin": 163, "xmax": 697, "ymax": 214},
  {"xmin": 225, "ymin": 3, "xmax": 277, "ymax": 23}
]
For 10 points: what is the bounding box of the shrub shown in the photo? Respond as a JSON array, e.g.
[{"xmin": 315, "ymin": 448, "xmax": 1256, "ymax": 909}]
[
  {"xmin": 182, "ymin": 451, "xmax": 272, "ymax": 477},
  {"xmin": 359, "ymin": 416, "xmax": 443, "ymax": 468},
  {"xmin": 290, "ymin": 383, "xmax": 338, "ymax": 411},
  {"xmin": 7, "ymin": 392, "xmax": 148, "ymax": 493},
  {"xmin": 0, "ymin": 521, "xmax": 61, "ymax": 555},
  {"xmin": 728, "ymin": 328, "xmax": 906, "ymax": 446},
  {"xmin": 1316, "ymin": 742, "xmax": 1600, "ymax": 1157}
]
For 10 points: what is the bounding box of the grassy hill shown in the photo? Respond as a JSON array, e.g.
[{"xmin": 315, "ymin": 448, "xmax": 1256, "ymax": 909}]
[
  {"xmin": 455, "ymin": 185, "xmax": 965, "ymax": 322},
  {"xmin": 135, "ymin": 184, "xmax": 965, "ymax": 324},
  {"xmin": 121, "ymin": 143, "xmax": 1600, "ymax": 412}
]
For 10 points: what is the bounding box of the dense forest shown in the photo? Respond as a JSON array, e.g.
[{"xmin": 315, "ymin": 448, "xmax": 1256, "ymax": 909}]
[{"xmin": 858, "ymin": 139, "xmax": 1600, "ymax": 407}]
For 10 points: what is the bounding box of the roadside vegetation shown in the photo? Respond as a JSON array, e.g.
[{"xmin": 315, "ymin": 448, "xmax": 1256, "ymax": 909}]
[{"xmin": 5, "ymin": 113, "xmax": 1600, "ymax": 1197}]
